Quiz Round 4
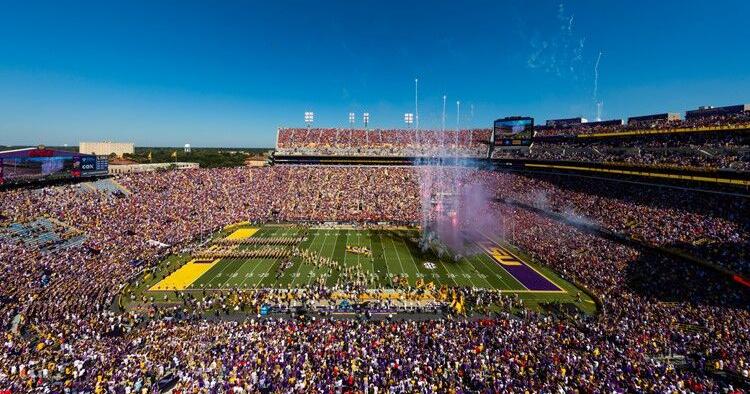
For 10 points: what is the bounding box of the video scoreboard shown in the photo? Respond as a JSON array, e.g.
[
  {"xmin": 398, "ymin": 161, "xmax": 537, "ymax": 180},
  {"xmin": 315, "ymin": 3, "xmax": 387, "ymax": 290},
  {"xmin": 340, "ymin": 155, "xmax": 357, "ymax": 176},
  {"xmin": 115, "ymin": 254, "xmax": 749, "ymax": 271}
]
[
  {"xmin": 492, "ymin": 116, "xmax": 534, "ymax": 146},
  {"xmin": 0, "ymin": 148, "xmax": 108, "ymax": 185}
]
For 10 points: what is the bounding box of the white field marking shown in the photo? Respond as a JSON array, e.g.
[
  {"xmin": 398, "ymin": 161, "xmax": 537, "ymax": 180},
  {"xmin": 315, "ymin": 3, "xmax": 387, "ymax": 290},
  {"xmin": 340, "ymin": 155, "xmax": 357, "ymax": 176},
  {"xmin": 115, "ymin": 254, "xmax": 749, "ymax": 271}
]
[
  {"xmin": 290, "ymin": 229, "xmax": 322, "ymax": 287},
  {"xmin": 286, "ymin": 227, "xmax": 312, "ymax": 284},
  {"xmin": 394, "ymin": 236, "xmax": 432, "ymax": 285},
  {"xmin": 387, "ymin": 236, "xmax": 408, "ymax": 278},
  {"xmin": 432, "ymin": 257, "xmax": 462, "ymax": 288},
  {"xmin": 354, "ymin": 231, "xmax": 360, "ymax": 272},
  {"xmin": 238, "ymin": 227, "xmax": 284, "ymax": 288},
  {"xmin": 233, "ymin": 226, "xmax": 276, "ymax": 289},
  {"xmin": 377, "ymin": 233, "xmax": 391, "ymax": 280},
  {"xmin": 237, "ymin": 227, "xmax": 286, "ymax": 288},
  {"xmin": 249, "ymin": 259, "xmax": 275, "ymax": 289},
  {"xmin": 444, "ymin": 252, "xmax": 492, "ymax": 289},
  {"xmin": 205, "ymin": 257, "xmax": 238, "ymax": 289},
  {"xmin": 216, "ymin": 258, "xmax": 238, "ymax": 288},
  {"xmin": 201, "ymin": 248, "xmax": 250, "ymax": 288},
  {"xmin": 466, "ymin": 253, "xmax": 515, "ymax": 290},
  {"xmin": 365, "ymin": 231, "xmax": 376, "ymax": 277},
  {"xmin": 318, "ymin": 229, "xmax": 341, "ymax": 287},
  {"xmin": 317, "ymin": 229, "xmax": 338, "ymax": 286},
  {"xmin": 253, "ymin": 228, "xmax": 297, "ymax": 288},
  {"xmin": 304, "ymin": 229, "xmax": 330, "ymax": 286}
]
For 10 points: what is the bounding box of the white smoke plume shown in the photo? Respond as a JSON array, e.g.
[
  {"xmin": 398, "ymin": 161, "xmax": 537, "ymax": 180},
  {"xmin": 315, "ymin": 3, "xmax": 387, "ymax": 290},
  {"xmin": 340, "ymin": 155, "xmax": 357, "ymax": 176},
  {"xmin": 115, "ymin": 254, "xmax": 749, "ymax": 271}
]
[
  {"xmin": 418, "ymin": 161, "xmax": 502, "ymax": 259},
  {"xmin": 526, "ymin": 2, "xmax": 585, "ymax": 77},
  {"xmin": 593, "ymin": 51, "xmax": 603, "ymax": 102}
]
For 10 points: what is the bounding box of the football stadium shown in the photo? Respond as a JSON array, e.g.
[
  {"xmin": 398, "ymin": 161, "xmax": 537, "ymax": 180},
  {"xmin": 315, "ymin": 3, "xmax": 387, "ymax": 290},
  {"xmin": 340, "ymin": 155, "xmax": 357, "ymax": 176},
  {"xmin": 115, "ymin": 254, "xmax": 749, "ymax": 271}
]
[{"xmin": 1, "ymin": 2, "xmax": 750, "ymax": 393}]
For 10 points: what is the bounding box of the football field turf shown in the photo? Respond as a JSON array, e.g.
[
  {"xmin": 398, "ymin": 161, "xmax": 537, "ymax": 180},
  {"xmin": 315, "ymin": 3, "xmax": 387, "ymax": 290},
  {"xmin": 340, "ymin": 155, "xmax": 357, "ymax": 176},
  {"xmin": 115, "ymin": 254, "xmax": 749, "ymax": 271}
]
[
  {"xmin": 191, "ymin": 226, "xmax": 532, "ymax": 290},
  {"xmin": 146, "ymin": 225, "xmax": 589, "ymax": 308}
]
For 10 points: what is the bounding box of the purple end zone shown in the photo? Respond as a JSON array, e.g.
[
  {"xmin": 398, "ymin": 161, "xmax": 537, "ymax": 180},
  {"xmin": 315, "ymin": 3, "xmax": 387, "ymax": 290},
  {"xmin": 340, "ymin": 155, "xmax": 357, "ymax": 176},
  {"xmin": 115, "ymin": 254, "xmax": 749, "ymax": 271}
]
[
  {"xmin": 499, "ymin": 263, "xmax": 561, "ymax": 291},
  {"xmin": 479, "ymin": 242, "xmax": 562, "ymax": 291}
]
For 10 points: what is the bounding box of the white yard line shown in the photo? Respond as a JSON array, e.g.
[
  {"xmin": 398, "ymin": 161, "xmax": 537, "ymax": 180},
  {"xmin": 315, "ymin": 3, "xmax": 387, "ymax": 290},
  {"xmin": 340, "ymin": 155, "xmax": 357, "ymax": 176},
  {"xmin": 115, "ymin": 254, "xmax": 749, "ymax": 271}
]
[
  {"xmin": 467, "ymin": 254, "xmax": 511, "ymax": 290},
  {"xmin": 395, "ymin": 237, "xmax": 423, "ymax": 283},
  {"xmin": 304, "ymin": 229, "xmax": 330, "ymax": 286},
  {"xmin": 354, "ymin": 232, "xmax": 360, "ymax": 270},
  {"xmin": 289, "ymin": 229, "xmax": 320, "ymax": 286},
  {"xmin": 377, "ymin": 233, "xmax": 391, "ymax": 279},
  {"xmin": 237, "ymin": 227, "xmax": 280, "ymax": 288},
  {"xmin": 321, "ymin": 230, "xmax": 340, "ymax": 286},
  {"xmin": 250, "ymin": 228, "xmax": 294, "ymax": 289},
  {"xmin": 207, "ymin": 258, "xmax": 238, "ymax": 289},
  {"xmin": 365, "ymin": 231, "xmax": 375, "ymax": 274},
  {"xmin": 388, "ymin": 236, "xmax": 408, "ymax": 276},
  {"xmin": 237, "ymin": 227, "xmax": 277, "ymax": 288},
  {"xmin": 446, "ymin": 252, "xmax": 492, "ymax": 289},
  {"xmin": 432, "ymin": 256, "xmax": 461, "ymax": 288}
]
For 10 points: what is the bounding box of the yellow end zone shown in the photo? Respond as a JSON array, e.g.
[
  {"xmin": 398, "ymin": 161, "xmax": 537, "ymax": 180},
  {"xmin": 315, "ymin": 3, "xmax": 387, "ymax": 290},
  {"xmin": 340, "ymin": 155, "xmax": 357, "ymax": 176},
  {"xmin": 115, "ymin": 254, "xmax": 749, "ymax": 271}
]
[
  {"xmin": 225, "ymin": 228, "xmax": 259, "ymax": 240},
  {"xmin": 149, "ymin": 259, "xmax": 220, "ymax": 291},
  {"xmin": 478, "ymin": 242, "xmax": 522, "ymax": 266}
]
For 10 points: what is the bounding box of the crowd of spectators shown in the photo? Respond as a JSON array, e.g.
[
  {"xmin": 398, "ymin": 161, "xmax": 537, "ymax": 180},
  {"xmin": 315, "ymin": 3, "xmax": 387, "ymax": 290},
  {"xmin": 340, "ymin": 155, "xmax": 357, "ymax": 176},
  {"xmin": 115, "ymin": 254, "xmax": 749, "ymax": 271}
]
[
  {"xmin": 276, "ymin": 128, "xmax": 491, "ymax": 157},
  {"xmin": 534, "ymin": 111, "xmax": 750, "ymax": 138},
  {"xmin": 0, "ymin": 165, "xmax": 748, "ymax": 392},
  {"xmin": 492, "ymin": 131, "xmax": 749, "ymax": 171},
  {"xmin": 276, "ymin": 117, "xmax": 749, "ymax": 172},
  {"xmin": 467, "ymin": 170, "xmax": 749, "ymax": 276}
]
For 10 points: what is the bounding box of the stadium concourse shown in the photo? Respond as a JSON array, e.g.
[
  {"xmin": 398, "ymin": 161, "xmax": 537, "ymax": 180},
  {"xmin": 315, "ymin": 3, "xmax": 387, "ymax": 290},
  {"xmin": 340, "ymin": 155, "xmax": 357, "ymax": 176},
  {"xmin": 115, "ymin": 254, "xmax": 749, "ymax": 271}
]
[{"xmin": 0, "ymin": 161, "xmax": 748, "ymax": 392}]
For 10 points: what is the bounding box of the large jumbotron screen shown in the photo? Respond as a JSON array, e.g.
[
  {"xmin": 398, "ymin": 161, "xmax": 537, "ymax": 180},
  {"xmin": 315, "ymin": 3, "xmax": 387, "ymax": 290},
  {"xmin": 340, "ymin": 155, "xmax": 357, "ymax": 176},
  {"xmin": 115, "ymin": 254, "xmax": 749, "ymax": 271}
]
[
  {"xmin": 0, "ymin": 151, "xmax": 108, "ymax": 184},
  {"xmin": 0, "ymin": 156, "xmax": 77, "ymax": 182},
  {"xmin": 491, "ymin": 117, "xmax": 534, "ymax": 153},
  {"xmin": 493, "ymin": 117, "xmax": 534, "ymax": 140}
]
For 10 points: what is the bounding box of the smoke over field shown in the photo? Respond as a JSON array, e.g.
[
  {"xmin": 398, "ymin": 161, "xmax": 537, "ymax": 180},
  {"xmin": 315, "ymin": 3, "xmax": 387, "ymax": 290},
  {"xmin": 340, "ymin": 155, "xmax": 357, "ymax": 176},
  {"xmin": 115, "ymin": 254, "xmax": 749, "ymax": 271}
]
[{"xmin": 417, "ymin": 159, "xmax": 502, "ymax": 259}]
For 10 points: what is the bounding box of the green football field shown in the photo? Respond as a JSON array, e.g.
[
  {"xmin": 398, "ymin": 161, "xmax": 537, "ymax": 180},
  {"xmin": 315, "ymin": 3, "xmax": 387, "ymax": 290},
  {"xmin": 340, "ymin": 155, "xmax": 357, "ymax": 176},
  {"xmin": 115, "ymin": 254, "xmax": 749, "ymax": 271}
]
[
  {"xmin": 194, "ymin": 226, "xmax": 531, "ymax": 290},
  {"xmin": 139, "ymin": 224, "xmax": 594, "ymax": 309}
]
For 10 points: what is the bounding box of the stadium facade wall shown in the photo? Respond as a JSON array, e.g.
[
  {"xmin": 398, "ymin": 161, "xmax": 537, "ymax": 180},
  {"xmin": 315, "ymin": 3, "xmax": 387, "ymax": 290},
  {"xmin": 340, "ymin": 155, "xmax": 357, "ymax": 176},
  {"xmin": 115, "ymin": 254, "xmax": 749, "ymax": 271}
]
[{"xmin": 80, "ymin": 141, "xmax": 134, "ymax": 158}]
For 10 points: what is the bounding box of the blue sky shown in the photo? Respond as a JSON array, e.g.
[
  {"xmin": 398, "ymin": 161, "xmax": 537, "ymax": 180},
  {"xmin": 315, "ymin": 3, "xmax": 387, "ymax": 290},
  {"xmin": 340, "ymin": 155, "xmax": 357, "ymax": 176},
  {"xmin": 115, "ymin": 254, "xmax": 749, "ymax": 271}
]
[{"xmin": 1, "ymin": 0, "xmax": 749, "ymax": 147}]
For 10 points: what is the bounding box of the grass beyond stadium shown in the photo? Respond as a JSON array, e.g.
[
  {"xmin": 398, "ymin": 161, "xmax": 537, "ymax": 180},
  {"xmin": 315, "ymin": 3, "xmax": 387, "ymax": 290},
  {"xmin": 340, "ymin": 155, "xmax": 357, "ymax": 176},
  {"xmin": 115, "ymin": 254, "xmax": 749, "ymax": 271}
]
[{"xmin": 128, "ymin": 224, "xmax": 595, "ymax": 313}]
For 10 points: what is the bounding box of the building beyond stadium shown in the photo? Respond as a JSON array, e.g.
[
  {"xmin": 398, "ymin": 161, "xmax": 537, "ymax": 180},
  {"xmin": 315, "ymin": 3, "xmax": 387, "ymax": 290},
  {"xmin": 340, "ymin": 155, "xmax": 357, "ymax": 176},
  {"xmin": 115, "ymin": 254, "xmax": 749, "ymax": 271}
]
[{"xmin": 79, "ymin": 141, "xmax": 134, "ymax": 158}]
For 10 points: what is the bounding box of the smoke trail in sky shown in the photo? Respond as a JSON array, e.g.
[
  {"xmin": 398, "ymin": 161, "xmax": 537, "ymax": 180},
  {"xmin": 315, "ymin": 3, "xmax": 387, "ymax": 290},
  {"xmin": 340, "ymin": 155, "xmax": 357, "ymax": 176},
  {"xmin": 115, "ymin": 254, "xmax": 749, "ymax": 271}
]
[
  {"xmin": 593, "ymin": 51, "xmax": 603, "ymax": 120},
  {"xmin": 593, "ymin": 51, "xmax": 603, "ymax": 101},
  {"xmin": 526, "ymin": 2, "xmax": 585, "ymax": 78}
]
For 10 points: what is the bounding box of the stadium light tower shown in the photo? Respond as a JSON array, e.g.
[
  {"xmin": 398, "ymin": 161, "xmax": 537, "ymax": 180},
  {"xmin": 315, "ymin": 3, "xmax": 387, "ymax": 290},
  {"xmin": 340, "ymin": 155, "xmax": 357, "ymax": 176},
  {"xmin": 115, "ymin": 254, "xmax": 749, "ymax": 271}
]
[
  {"xmin": 349, "ymin": 112, "xmax": 355, "ymax": 128},
  {"xmin": 363, "ymin": 112, "xmax": 370, "ymax": 128},
  {"xmin": 404, "ymin": 113, "xmax": 414, "ymax": 128},
  {"xmin": 442, "ymin": 95, "xmax": 447, "ymax": 132},
  {"xmin": 304, "ymin": 111, "xmax": 314, "ymax": 128},
  {"xmin": 456, "ymin": 101, "xmax": 461, "ymax": 130},
  {"xmin": 414, "ymin": 78, "xmax": 419, "ymax": 132}
]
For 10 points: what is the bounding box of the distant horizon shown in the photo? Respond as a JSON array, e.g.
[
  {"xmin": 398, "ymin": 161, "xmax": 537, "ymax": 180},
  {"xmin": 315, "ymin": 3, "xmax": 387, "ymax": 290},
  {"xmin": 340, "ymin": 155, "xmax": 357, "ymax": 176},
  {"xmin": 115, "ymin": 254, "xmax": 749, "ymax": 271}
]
[{"xmin": 2, "ymin": 1, "xmax": 749, "ymax": 147}]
